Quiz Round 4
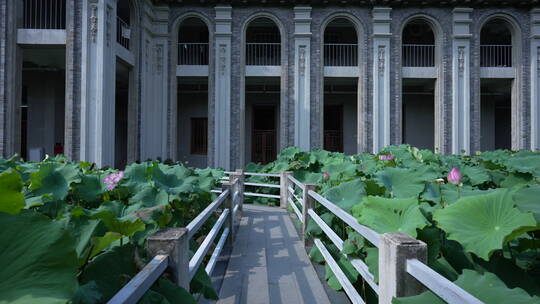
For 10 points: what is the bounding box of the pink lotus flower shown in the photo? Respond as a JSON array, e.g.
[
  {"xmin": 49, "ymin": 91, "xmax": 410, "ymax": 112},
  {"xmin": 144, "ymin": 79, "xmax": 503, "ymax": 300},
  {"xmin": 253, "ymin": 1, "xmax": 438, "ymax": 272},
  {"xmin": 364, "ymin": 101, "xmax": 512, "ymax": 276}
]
[
  {"xmin": 379, "ymin": 154, "xmax": 394, "ymax": 161},
  {"xmin": 447, "ymin": 168, "xmax": 462, "ymax": 185},
  {"xmin": 323, "ymin": 172, "xmax": 330, "ymax": 180},
  {"xmin": 104, "ymin": 171, "xmax": 124, "ymax": 190}
]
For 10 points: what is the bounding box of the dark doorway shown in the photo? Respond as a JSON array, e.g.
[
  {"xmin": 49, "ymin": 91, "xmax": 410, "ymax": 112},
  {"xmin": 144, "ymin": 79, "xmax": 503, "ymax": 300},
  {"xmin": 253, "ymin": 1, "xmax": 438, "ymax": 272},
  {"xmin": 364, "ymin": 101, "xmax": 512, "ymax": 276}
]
[
  {"xmin": 324, "ymin": 105, "xmax": 344, "ymax": 152},
  {"xmin": 481, "ymin": 79, "xmax": 512, "ymax": 150},
  {"xmin": 115, "ymin": 61, "xmax": 130, "ymax": 169},
  {"xmin": 252, "ymin": 105, "xmax": 276, "ymax": 164},
  {"xmin": 402, "ymin": 78, "xmax": 435, "ymax": 150}
]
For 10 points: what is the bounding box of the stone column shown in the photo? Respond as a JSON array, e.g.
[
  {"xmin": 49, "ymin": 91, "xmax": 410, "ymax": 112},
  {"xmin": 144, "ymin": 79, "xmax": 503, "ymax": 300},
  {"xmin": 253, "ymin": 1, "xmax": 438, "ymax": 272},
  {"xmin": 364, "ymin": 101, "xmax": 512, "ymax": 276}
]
[
  {"xmin": 451, "ymin": 8, "xmax": 472, "ymax": 155},
  {"xmin": 140, "ymin": 4, "xmax": 170, "ymax": 161},
  {"xmin": 293, "ymin": 6, "xmax": 312, "ymax": 151},
  {"xmin": 0, "ymin": 0, "xmax": 20, "ymax": 158},
  {"xmin": 531, "ymin": 9, "xmax": 540, "ymax": 151},
  {"xmin": 213, "ymin": 5, "xmax": 232, "ymax": 169},
  {"xmin": 372, "ymin": 7, "xmax": 391, "ymax": 153},
  {"xmin": 80, "ymin": 0, "xmax": 117, "ymax": 167},
  {"xmin": 64, "ymin": 0, "xmax": 82, "ymax": 161}
]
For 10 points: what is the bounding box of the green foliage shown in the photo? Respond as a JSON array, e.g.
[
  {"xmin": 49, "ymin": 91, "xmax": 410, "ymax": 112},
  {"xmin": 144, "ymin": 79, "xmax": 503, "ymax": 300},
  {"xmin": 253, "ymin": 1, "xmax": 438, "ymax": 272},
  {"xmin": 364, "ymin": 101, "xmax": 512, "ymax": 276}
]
[
  {"xmin": 0, "ymin": 157, "xmax": 224, "ymax": 302},
  {"xmin": 249, "ymin": 145, "xmax": 540, "ymax": 302}
]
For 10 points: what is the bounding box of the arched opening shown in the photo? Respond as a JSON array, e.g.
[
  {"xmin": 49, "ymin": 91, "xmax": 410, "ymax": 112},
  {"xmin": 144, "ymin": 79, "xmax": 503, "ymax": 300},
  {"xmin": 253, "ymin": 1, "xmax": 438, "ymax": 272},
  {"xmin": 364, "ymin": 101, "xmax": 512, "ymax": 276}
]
[
  {"xmin": 245, "ymin": 18, "xmax": 281, "ymax": 66},
  {"xmin": 178, "ymin": 17, "xmax": 209, "ymax": 65},
  {"xmin": 322, "ymin": 17, "xmax": 359, "ymax": 154},
  {"xmin": 401, "ymin": 18, "xmax": 437, "ymax": 150},
  {"xmin": 480, "ymin": 18, "xmax": 514, "ymax": 151},
  {"xmin": 177, "ymin": 17, "xmax": 211, "ymax": 168},
  {"xmin": 244, "ymin": 17, "xmax": 282, "ymax": 164}
]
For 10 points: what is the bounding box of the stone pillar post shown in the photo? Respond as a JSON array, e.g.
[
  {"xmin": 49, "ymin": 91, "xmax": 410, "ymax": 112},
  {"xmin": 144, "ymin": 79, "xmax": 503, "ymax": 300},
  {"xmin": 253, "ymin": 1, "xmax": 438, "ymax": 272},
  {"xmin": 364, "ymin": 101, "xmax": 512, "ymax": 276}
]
[
  {"xmin": 451, "ymin": 8, "xmax": 473, "ymax": 155},
  {"xmin": 531, "ymin": 9, "xmax": 540, "ymax": 151},
  {"xmin": 378, "ymin": 232, "xmax": 427, "ymax": 304},
  {"xmin": 148, "ymin": 228, "xmax": 190, "ymax": 289},
  {"xmin": 213, "ymin": 5, "xmax": 232, "ymax": 169},
  {"xmin": 293, "ymin": 6, "xmax": 312, "ymax": 151},
  {"xmin": 80, "ymin": 0, "xmax": 117, "ymax": 167},
  {"xmin": 372, "ymin": 7, "xmax": 392, "ymax": 153}
]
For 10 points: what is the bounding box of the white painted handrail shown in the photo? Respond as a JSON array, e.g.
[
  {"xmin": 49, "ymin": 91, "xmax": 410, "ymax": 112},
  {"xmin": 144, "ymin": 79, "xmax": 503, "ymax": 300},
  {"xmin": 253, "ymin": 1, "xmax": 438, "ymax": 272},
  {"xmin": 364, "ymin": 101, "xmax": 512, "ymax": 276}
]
[
  {"xmin": 288, "ymin": 175, "xmax": 306, "ymax": 191},
  {"xmin": 205, "ymin": 227, "xmax": 230, "ymax": 275},
  {"xmin": 406, "ymin": 259, "xmax": 484, "ymax": 304},
  {"xmin": 107, "ymin": 255, "xmax": 169, "ymax": 304},
  {"xmin": 314, "ymin": 239, "xmax": 365, "ymax": 304},
  {"xmin": 189, "ymin": 209, "xmax": 230, "ymax": 280},
  {"xmin": 308, "ymin": 190, "xmax": 380, "ymax": 247},
  {"xmin": 245, "ymin": 182, "xmax": 280, "ymax": 188},
  {"xmin": 186, "ymin": 189, "xmax": 230, "ymax": 239},
  {"xmin": 288, "ymin": 197, "xmax": 303, "ymax": 223}
]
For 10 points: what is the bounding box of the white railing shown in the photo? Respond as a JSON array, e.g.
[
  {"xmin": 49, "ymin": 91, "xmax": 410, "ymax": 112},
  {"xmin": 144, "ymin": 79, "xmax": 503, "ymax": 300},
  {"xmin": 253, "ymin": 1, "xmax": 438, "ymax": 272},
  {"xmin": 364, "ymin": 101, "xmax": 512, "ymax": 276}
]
[
  {"xmin": 402, "ymin": 44, "xmax": 435, "ymax": 67},
  {"xmin": 117, "ymin": 17, "xmax": 130, "ymax": 50},
  {"xmin": 480, "ymin": 45, "xmax": 512, "ymax": 67},
  {"xmin": 281, "ymin": 173, "xmax": 484, "ymax": 304},
  {"xmin": 246, "ymin": 43, "xmax": 281, "ymax": 66},
  {"xmin": 223, "ymin": 171, "xmax": 281, "ymax": 200},
  {"xmin": 109, "ymin": 177, "xmax": 242, "ymax": 304},
  {"xmin": 324, "ymin": 43, "xmax": 358, "ymax": 67},
  {"xmin": 23, "ymin": 0, "xmax": 66, "ymax": 29},
  {"xmin": 178, "ymin": 43, "xmax": 209, "ymax": 65}
]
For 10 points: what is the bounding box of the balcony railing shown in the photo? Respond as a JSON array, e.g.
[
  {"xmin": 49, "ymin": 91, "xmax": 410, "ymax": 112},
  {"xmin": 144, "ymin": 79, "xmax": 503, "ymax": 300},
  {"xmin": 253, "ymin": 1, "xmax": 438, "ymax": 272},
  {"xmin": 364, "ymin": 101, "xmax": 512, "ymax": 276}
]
[
  {"xmin": 116, "ymin": 17, "xmax": 130, "ymax": 50},
  {"xmin": 481, "ymin": 45, "xmax": 512, "ymax": 67},
  {"xmin": 324, "ymin": 43, "xmax": 358, "ymax": 67},
  {"xmin": 246, "ymin": 43, "xmax": 281, "ymax": 66},
  {"xmin": 402, "ymin": 44, "xmax": 435, "ymax": 67},
  {"xmin": 178, "ymin": 43, "xmax": 209, "ymax": 65},
  {"xmin": 23, "ymin": 0, "xmax": 66, "ymax": 29}
]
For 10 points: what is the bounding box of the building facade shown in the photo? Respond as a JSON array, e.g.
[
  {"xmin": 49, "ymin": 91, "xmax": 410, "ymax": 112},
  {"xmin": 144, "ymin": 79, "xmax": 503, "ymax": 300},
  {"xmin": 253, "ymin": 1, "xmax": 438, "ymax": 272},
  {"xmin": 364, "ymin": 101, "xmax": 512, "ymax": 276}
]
[{"xmin": 1, "ymin": 0, "xmax": 539, "ymax": 169}]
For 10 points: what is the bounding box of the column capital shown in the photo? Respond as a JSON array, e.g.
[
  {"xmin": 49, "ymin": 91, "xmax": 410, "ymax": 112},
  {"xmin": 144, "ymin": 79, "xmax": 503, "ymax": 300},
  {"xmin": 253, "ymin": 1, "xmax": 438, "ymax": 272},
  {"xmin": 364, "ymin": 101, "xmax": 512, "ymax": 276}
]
[
  {"xmin": 294, "ymin": 5, "xmax": 312, "ymax": 38},
  {"xmin": 453, "ymin": 7, "xmax": 473, "ymax": 40},
  {"xmin": 372, "ymin": 7, "xmax": 391, "ymax": 38}
]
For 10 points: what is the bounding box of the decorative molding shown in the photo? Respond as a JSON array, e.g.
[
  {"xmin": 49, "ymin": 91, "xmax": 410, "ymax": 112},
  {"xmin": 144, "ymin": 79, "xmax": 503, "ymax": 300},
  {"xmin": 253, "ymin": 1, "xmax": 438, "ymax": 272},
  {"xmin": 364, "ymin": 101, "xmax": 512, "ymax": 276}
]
[
  {"xmin": 89, "ymin": 4, "xmax": 98, "ymax": 43},
  {"xmin": 156, "ymin": 45, "xmax": 163, "ymax": 75},
  {"xmin": 146, "ymin": 40, "xmax": 150, "ymax": 73},
  {"xmin": 378, "ymin": 46, "xmax": 385, "ymax": 74},
  {"xmin": 219, "ymin": 45, "xmax": 227, "ymax": 75},
  {"xmin": 458, "ymin": 46, "xmax": 465, "ymax": 75},
  {"xmin": 106, "ymin": 6, "xmax": 112, "ymax": 46},
  {"xmin": 299, "ymin": 46, "xmax": 306, "ymax": 76},
  {"xmin": 537, "ymin": 47, "xmax": 540, "ymax": 75}
]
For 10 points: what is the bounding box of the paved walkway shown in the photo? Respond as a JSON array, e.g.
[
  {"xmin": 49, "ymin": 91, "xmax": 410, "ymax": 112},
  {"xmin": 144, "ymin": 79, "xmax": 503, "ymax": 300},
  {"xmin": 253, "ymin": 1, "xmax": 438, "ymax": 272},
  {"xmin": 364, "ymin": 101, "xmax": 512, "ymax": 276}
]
[{"xmin": 216, "ymin": 204, "xmax": 331, "ymax": 304}]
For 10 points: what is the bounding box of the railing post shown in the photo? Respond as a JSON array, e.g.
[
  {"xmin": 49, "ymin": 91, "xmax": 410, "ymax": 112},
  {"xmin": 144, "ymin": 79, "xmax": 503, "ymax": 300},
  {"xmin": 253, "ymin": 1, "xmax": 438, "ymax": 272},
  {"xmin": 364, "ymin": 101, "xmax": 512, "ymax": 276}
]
[
  {"xmin": 147, "ymin": 228, "xmax": 190, "ymax": 290},
  {"xmin": 302, "ymin": 183, "xmax": 317, "ymax": 247},
  {"xmin": 222, "ymin": 181, "xmax": 235, "ymax": 246},
  {"xmin": 378, "ymin": 232, "xmax": 427, "ymax": 304},
  {"xmin": 280, "ymin": 171, "xmax": 292, "ymax": 208},
  {"xmin": 236, "ymin": 169, "xmax": 244, "ymax": 213}
]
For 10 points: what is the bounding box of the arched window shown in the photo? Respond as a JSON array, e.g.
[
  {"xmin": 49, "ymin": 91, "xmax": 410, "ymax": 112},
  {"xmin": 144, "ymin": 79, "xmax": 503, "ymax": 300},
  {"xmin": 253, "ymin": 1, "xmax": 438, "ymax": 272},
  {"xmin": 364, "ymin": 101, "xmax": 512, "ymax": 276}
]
[
  {"xmin": 178, "ymin": 17, "xmax": 210, "ymax": 65},
  {"xmin": 402, "ymin": 19, "xmax": 435, "ymax": 67},
  {"xmin": 480, "ymin": 19, "xmax": 512, "ymax": 67},
  {"xmin": 245, "ymin": 18, "xmax": 281, "ymax": 66},
  {"xmin": 23, "ymin": 0, "xmax": 66, "ymax": 29},
  {"xmin": 323, "ymin": 18, "xmax": 358, "ymax": 67}
]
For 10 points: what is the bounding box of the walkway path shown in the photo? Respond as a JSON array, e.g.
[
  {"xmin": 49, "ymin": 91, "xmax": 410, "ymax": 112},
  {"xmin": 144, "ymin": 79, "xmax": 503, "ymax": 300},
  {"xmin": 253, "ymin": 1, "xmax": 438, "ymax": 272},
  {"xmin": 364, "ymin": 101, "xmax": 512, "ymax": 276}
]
[{"xmin": 216, "ymin": 204, "xmax": 331, "ymax": 304}]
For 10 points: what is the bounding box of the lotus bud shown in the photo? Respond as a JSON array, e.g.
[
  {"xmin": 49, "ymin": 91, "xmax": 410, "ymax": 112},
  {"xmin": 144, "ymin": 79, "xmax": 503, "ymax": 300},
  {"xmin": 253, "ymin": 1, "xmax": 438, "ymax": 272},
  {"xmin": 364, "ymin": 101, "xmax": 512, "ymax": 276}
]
[
  {"xmin": 447, "ymin": 168, "xmax": 462, "ymax": 185},
  {"xmin": 323, "ymin": 172, "xmax": 330, "ymax": 180}
]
